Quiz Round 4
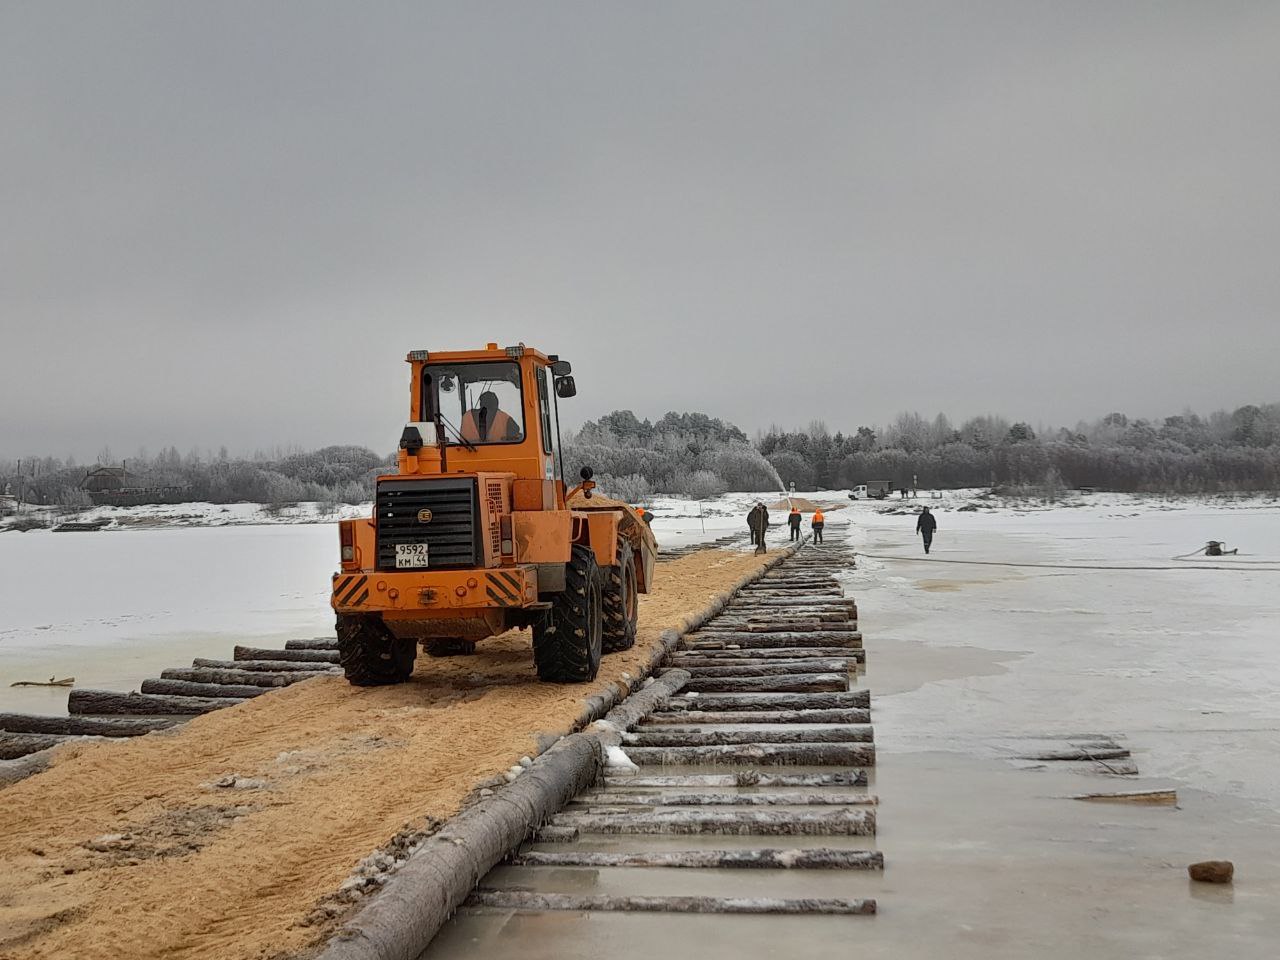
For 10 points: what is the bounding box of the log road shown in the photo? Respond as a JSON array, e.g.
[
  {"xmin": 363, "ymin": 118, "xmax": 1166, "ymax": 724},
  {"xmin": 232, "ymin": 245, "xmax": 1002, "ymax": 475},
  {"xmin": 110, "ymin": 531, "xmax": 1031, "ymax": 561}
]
[
  {"xmin": 0, "ymin": 532, "xmax": 877, "ymax": 959},
  {"xmin": 417, "ymin": 539, "xmax": 879, "ymax": 958}
]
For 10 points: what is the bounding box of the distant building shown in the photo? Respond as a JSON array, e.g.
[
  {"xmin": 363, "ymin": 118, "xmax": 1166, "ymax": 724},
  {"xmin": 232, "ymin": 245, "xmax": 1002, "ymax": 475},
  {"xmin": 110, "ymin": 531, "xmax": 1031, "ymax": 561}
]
[
  {"xmin": 82, "ymin": 466, "xmax": 131, "ymax": 493},
  {"xmin": 80, "ymin": 464, "xmax": 190, "ymax": 506}
]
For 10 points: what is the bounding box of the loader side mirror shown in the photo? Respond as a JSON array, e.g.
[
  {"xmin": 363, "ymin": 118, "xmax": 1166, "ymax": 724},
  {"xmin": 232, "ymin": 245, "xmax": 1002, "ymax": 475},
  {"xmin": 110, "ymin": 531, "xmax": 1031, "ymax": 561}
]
[
  {"xmin": 550, "ymin": 360, "xmax": 572, "ymax": 376},
  {"xmin": 555, "ymin": 375, "xmax": 577, "ymax": 398}
]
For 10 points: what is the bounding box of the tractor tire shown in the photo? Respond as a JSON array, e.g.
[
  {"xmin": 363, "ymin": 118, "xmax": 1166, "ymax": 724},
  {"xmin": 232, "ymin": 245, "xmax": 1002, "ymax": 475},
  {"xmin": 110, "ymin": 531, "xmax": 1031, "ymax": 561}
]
[
  {"xmin": 532, "ymin": 544, "xmax": 603, "ymax": 683},
  {"xmin": 602, "ymin": 540, "xmax": 639, "ymax": 653},
  {"xmin": 336, "ymin": 615, "xmax": 416, "ymax": 686},
  {"xmin": 424, "ymin": 638, "xmax": 477, "ymax": 657}
]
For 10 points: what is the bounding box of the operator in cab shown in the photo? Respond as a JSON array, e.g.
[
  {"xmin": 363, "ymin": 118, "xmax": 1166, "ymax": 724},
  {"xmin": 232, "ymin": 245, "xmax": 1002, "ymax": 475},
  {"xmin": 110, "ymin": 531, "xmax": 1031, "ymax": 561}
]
[{"xmin": 460, "ymin": 391, "xmax": 520, "ymax": 443}]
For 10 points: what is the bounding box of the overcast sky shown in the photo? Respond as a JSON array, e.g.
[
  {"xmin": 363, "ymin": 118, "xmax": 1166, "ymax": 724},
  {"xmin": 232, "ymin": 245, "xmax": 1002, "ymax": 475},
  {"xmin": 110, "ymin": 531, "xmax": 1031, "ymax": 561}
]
[{"xmin": 2, "ymin": 1, "xmax": 1278, "ymax": 458}]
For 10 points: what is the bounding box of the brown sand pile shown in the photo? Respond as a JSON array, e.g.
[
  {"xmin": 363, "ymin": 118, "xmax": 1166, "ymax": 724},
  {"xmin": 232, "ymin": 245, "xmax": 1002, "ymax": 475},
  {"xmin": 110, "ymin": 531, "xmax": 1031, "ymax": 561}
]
[
  {"xmin": 567, "ymin": 489, "xmax": 658, "ymax": 555},
  {"xmin": 0, "ymin": 548, "xmax": 767, "ymax": 960}
]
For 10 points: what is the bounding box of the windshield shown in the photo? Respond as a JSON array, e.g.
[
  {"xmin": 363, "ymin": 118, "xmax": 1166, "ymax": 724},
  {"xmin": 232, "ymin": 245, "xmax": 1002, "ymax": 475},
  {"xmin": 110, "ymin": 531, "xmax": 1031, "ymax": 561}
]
[{"xmin": 423, "ymin": 361, "xmax": 525, "ymax": 445}]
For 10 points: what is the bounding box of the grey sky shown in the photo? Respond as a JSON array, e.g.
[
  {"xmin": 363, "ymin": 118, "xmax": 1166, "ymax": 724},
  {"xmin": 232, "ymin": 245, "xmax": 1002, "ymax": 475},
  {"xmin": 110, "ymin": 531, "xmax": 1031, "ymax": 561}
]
[{"xmin": 2, "ymin": 1, "xmax": 1278, "ymax": 458}]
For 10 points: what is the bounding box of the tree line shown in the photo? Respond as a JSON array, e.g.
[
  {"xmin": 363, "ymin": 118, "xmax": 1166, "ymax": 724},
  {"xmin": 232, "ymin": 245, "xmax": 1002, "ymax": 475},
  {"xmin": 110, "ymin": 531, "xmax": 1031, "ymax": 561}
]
[
  {"xmin": 1, "ymin": 446, "xmax": 391, "ymax": 509},
  {"xmin": 5, "ymin": 402, "xmax": 1279, "ymax": 509},
  {"xmin": 758, "ymin": 405, "xmax": 1280, "ymax": 493}
]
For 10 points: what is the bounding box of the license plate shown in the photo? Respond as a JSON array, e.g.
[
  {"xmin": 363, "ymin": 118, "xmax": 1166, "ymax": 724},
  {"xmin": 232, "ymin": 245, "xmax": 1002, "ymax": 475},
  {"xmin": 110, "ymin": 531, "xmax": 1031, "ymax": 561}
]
[{"xmin": 395, "ymin": 543, "xmax": 429, "ymax": 568}]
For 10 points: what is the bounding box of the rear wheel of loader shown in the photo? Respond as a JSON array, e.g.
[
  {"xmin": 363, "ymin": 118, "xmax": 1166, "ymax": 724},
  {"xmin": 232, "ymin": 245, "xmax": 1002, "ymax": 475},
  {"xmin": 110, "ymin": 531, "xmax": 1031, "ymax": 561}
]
[
  {"xmin": 533, "ymin": 544, "xmax": 603, "ymax": 682},
  {"xmin": 424, "ymin": 638, "xmax": 477, "ymax": 657},
  {"xmin": 336, "ymin": 615, "xmax": 416, "ymax": 686},
  {"xmin": 602, "ymin": 541, "xmax": 638, "ymax": 653}
]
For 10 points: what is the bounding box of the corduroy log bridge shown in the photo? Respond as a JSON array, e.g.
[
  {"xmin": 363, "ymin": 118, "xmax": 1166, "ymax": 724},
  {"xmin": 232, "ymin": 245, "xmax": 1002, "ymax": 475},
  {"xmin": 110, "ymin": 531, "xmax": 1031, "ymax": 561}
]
[{"xmin": 319, "ymin": 538, "xmax": 877, "ymax": 960}]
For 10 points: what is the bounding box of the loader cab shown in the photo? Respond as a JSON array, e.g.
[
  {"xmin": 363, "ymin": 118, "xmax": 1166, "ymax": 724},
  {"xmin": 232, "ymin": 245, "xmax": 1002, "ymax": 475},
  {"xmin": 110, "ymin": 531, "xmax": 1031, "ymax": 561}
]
[{"xmin": 397, "ymin": 343, "xmax": 569, "ymax": 486}]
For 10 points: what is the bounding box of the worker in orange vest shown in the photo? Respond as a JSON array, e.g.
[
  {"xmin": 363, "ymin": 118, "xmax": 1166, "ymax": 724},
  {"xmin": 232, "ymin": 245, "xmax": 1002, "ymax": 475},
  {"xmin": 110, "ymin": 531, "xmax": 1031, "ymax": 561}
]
[
  {"xmin": 787, "ymin": 506, "xmax": 802, "ymax": 542},
  {"xmin": 460, "ymin": 391, "xmax": 520, "ymax": 443},
  {"xmin": 635, "ymin": 505, "xmax": 652, "ymax": 525},
  {"xmin": 811, "ymin": 508, "xmax": 825, "ymax": 544}
]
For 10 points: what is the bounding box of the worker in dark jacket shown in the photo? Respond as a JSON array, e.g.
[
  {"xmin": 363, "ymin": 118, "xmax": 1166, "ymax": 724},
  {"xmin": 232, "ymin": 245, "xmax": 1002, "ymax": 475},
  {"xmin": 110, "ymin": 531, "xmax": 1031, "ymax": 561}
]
[
  {"xmin": 916, "ymin": 506, "xmax": 937, "ymax": 554},
  {"xmin": 787, "ymin": 506, "xmax": 802, "ymax": 541},
  {"xmin": 747, "ymin": 502, "xmax": 770, "ymax": 553},
  {"xmin": 811, "ymin": 509, "xmax": 825, "ymax": 544}
]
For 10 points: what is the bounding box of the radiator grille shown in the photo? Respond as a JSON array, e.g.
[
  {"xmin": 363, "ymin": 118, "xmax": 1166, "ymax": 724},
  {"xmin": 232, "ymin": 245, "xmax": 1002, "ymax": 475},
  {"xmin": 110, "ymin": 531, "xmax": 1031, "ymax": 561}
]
[{"xmin": 375, "ymin": 477, "xmax": 478, "ymax": 571}]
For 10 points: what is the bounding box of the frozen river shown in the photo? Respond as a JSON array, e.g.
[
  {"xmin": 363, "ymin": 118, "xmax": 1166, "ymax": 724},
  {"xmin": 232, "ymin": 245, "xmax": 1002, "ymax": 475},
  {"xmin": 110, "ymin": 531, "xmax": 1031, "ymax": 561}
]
[
  {"xmin": 0, "ymin": 524, "xmax": 339, "ymax": 714},
  {"xmin": 0, "ymin": 502, "xmax": 747, "ymax": 715},
  {"xmin": 844, "ymin": 498, "xmax": 1280, "ymax": 811}
]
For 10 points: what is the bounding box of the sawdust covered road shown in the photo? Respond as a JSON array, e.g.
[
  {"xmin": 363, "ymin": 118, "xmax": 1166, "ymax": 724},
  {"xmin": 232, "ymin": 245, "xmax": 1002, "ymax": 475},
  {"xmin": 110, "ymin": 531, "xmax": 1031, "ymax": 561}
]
[{"xmin": 0, "ymin": 548, "xmax": 768, "ymax": 960}]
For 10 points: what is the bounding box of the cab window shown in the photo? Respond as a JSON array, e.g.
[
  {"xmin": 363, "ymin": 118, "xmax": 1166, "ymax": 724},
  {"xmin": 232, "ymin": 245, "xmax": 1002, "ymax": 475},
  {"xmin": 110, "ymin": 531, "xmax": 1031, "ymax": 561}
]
[{"xmin": 423, "ymin": 361, "xmax": 525, "ymax": 445}]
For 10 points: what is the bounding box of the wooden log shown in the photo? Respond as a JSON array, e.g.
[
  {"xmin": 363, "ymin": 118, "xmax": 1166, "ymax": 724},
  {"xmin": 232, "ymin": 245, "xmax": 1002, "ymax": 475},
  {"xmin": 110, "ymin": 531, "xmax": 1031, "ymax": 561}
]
[
  {"xmin": 67, "ymin": 689, "xmax": 246, "ymax": 716},
  {"xmin": 680, "ymin": 653, "xmax": 865, "ymax": 667},
  {"xmin": 530, "ymin": 824, "xmax": 580, "ymax": 843},
  {"xmin": 627, "ymin": 726, "xmax": 873, "ymax": 746},
  {"xmin": 0, "ymin": 713, "xmax": 178, "ymax": 737},
  {"xmin": 465, "ymin": 889, "xmax": 875, "ymax": 915},
  {"xmin": 603, "ymin": 770, "xmax": 868, "ymax": 788},
  {"xmin": 686, "ymin": 633, "xmax": 862, "ymax": 649},
  {"xmin": 754, "ymin": 576, "xmax": 841, "ymax": 583},
  {"xmin": 1015, "ymin": 748, "xmax": 1130, "ymax": 761},
  {"xmin": 660, "ymin": 691, "xmax": 870, "ymax": 711},
  {"xmin": 750, "ymin": 584, "xmax": 842, "ymax": 592},
  {"xmin": 191, "ymin": 657, "xmax": 335, "ymax": 673},
  {"xmin": 678, "ymin": 673, "xmax": 848, "ymax": 694},
  {"xmin": 572, "ymin": 791, "xmax": 877, "ymax": 807},
  {"xmin": 1070, "ymin": 789, "xmax": 1176, "ymax": 805},
  {"xmin": 233, "ymin": 645, "xmax": 339, "ymax": 664},
  {"xmin": 160, "ymin": 667, "xmax": 329, "ymax": 686},
  {"xmin": 314, "ymin": 733, "xmax": 602, "ymax": 960},
  {"xmin": 741, "ymin": 586, "xmax": 844, "ymax": 594},
  {"xmin": 726, "ymin": 614, "xmax": 857, "ymax": 624},
  {"xmin": 735, "ymin": 594, "xmax": 845, "ymax": 602},
  {"xmin": 0, "ymin": 745, "xmax": 60, "ymax": 788},
  {"xmin": 672, "ymin": 647, "xmax": 862, "ymax": 661},
  {"xmin": 285, "ymin": 638, "xmax": 338, "ymax": 650},
  {"xmin": 727, "ymin": 601, "xmax": 855, "ymax": 609},
  {"xmin": 0, "ymin": 733, "xmax": 68, "ymax": 760},
  {"xmin": 700, "ymin": 623, "xmax": 861, "ymax": 634},
  {"xmin": 596, "ymin": 669, "xmax": 691, "ymax": 732},
  {"xmin": 140, "ymin": 678, "xmax": 270, "ymax": 699},
  {"xmin": 509, "ymin": 848, "xmax": 883, "ymax": 870},
  {"xmin": 551, "ymin": 806, "xmax": 875, "ymax": 836},
  {"xmin": 626, "ymin": 742, "xmax": 875, "ymax": 766},
  {"xmin": 643, "ymin": 708, "xmax": 869, "ymax": 725},
  {"xmin": 738, "ymin": 623, "xmax": 860, "ymax": 632},
  {"xmin": 672, "ymin": 659, "xmax": 857, "ymax": 677}
]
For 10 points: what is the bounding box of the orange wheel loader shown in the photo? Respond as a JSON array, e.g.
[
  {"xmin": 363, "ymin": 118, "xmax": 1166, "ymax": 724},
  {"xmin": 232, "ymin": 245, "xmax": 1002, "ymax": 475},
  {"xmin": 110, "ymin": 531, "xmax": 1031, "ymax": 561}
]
[{"xmin": 331, "ymin": 343, "xmax": 656, "ymax": 685}]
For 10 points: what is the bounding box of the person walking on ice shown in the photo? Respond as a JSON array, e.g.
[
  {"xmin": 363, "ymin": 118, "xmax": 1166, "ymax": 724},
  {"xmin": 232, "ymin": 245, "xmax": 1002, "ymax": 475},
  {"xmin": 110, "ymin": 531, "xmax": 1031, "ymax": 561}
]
[
  {"xmin": 916, "ymin": 506, "xmax": 937, "ymax": 554},
  {"xmin": 747, "ymin": 502, "xmax": 770, "ymax": 554},
  {"xmin": 811, "ymin": 508, "xmax": 825, "ymax": 544},
  {"xmin": 787, "ymin": 506, "xmax": 802, "ymax": 542}
]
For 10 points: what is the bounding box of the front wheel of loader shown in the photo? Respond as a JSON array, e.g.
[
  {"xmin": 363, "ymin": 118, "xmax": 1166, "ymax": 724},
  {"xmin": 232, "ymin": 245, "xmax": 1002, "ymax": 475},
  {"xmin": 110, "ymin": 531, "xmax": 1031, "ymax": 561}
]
[
  {"xmin": 424, "ymin": 638, "xmax": 477, "ymax": 657},
  {"xmin": 336, "ymin": 615, "xmax": 416, "ymax": 686},
  {"xmin": 602, "ymin": 540, "xmax": 638, "ymax": 653},
  {"xmin": 533, "ymin": 544, "xmax": 603, "ymax": 683}
]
